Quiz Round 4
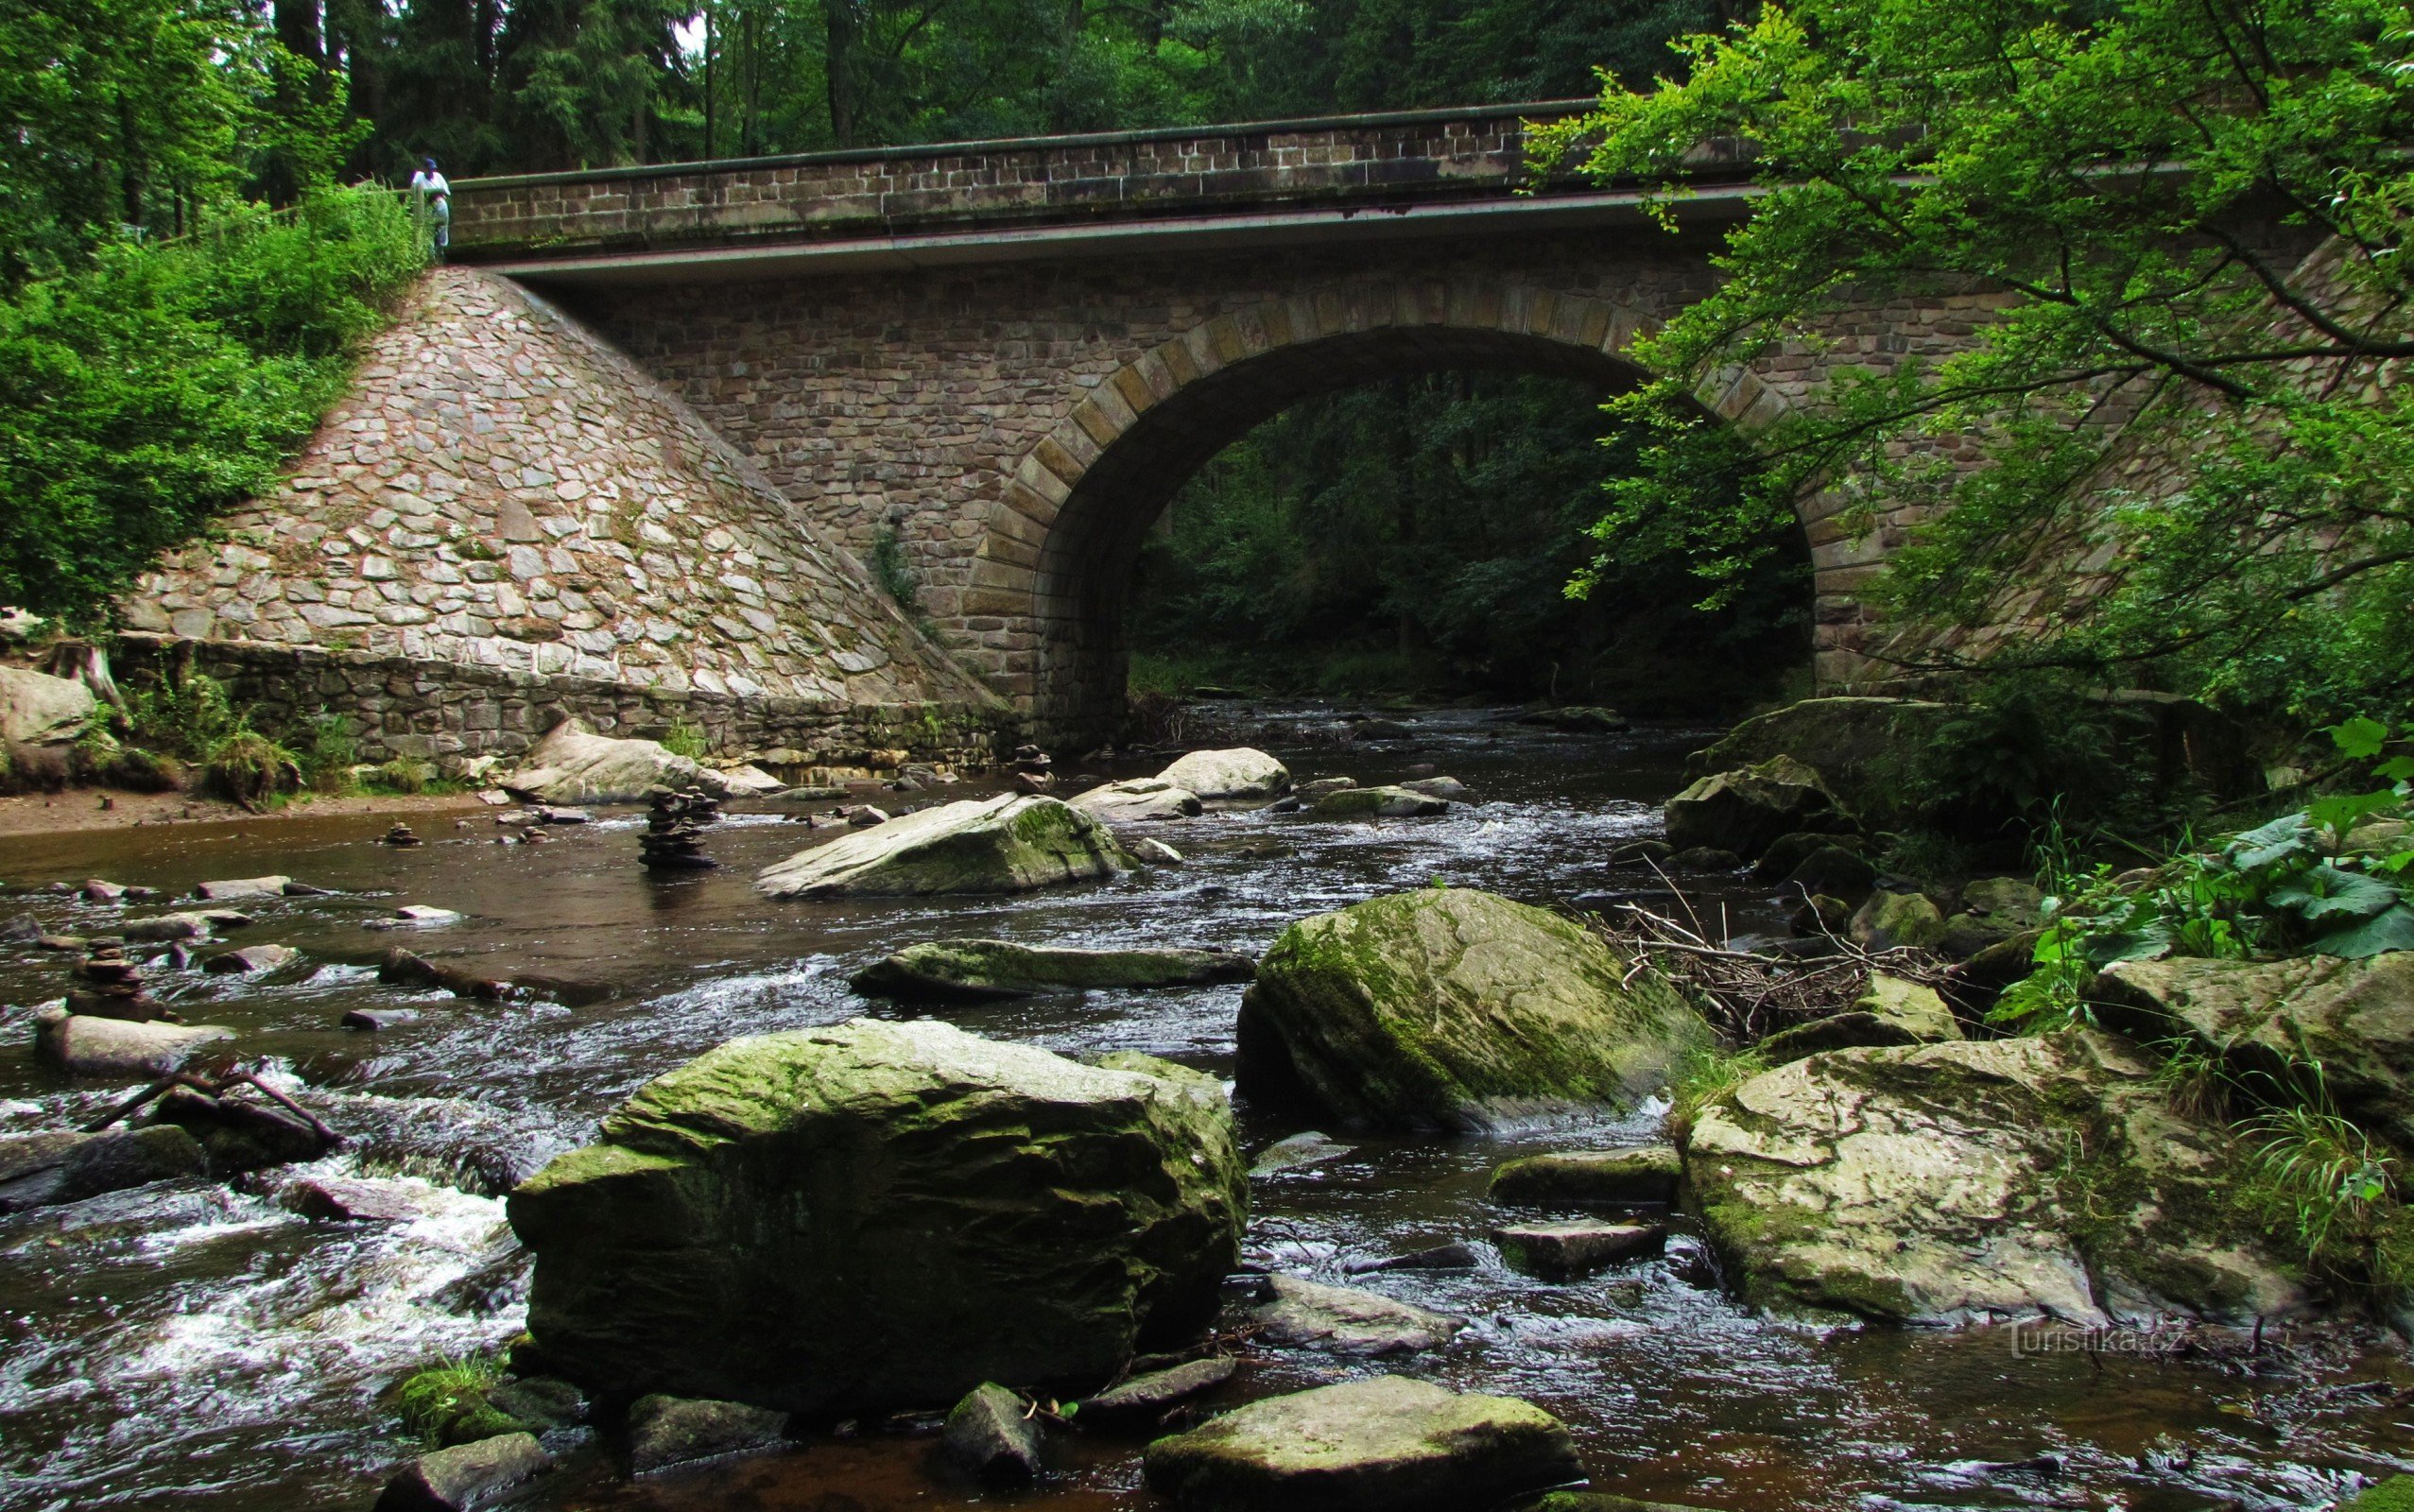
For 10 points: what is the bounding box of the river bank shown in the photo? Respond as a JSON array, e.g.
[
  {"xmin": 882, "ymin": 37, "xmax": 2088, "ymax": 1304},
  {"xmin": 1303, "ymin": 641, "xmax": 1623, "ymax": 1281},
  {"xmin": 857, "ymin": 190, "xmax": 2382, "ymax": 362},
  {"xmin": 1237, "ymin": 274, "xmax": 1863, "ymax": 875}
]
[
  {"xmin": 0, "ymin": 705, "xmax": 2407, "ymax": 1512},
  {"xmin": 0, "ymin": 787, "xmax": 487, "ymax": 839}
]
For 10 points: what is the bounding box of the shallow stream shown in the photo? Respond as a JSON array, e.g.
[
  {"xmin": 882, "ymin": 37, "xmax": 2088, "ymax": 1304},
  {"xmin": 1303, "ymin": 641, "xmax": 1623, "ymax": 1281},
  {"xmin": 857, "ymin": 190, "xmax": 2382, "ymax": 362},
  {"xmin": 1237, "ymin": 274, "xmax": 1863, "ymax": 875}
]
[{"xmin": 1, "ymin": 708, "xmax": 2408, "ymax": 1511}]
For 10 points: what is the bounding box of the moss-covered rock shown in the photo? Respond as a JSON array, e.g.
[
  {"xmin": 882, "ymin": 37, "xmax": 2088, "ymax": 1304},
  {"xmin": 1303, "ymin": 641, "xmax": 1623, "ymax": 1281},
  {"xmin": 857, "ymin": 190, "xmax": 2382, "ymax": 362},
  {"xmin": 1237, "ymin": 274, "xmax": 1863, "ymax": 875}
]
[
  {"xmin": 1235, "ymin": 887, "xmax": 1710, "ymax": 1130},
  {"xmin": 1686, "ymin": 696, "xmax": 1953, "ymax": 825},
  {"xmin": 1141, "ymin": 1375, "xmax": 1581, "ymax": 1512},
  {"xmin": 1486, "ymin": 1147, "xmax": 1681, "ymax": 1207},
  {"xmin": 755, "ymin": 795, "xmax": 1130, "ymax": 898},
  {"xmin": 849, "ymin": 938, "xmax": 1254, "ymax": 1001},
  {"xmin": 2093, "ymin": 953, "xmax": 2414, "ymax": 1147},
  {"xmin": 1683, "ymin": 1030, "xmax": 2306, "ymax": 1325},
  {"xmin": 1664, "ymin": 756, "xmax": 1852, "ymax": 863},
  {"xmin": 508, "ymin": 1018, "xmax": 1245, "ymax": 1414},
  {"xmin": 1850, "ymin": 890, "xmax": 1948, "ymax": 952}
]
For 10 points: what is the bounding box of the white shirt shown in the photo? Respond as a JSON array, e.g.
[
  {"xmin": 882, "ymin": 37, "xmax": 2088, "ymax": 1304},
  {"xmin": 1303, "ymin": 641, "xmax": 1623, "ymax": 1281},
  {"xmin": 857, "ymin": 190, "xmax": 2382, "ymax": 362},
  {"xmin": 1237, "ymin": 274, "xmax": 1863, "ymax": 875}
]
[{"xmin": 410, "ymin": 169, "xmax": 451, "ymax": 199}]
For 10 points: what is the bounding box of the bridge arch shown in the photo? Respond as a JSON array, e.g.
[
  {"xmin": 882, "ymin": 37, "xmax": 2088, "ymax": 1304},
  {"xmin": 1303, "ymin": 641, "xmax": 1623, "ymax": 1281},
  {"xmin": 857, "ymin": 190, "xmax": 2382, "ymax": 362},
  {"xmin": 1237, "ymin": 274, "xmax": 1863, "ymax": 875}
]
[{"xmin": 957, "ymin": 280, "xmax": 1799, "ymax": 744}]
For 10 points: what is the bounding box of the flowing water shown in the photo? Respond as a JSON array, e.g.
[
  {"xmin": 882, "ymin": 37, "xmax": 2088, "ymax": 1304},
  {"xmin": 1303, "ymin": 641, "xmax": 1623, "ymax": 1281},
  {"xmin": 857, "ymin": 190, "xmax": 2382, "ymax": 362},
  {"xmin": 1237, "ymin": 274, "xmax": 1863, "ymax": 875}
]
[{"xmin": 0, "ymin": 707, "xmax": 2408, "ymax": 1512}]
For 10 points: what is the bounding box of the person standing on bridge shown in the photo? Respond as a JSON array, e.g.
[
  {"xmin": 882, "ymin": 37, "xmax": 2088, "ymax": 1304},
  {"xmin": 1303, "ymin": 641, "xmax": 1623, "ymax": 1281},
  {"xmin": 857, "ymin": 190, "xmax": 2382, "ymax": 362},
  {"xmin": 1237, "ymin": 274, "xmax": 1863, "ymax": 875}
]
[{"xmin": 410, "ymin": 157, "xmax": 451, "ymax": 262}]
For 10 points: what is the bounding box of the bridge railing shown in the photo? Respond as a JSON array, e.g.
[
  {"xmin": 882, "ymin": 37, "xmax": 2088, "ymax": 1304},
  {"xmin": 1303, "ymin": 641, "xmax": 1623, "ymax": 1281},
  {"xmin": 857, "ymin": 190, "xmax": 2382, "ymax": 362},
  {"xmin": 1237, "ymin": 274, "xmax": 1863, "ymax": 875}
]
[{"xmin": 447, "ymin": 101, "xmax": 1750, "ymax": 263}]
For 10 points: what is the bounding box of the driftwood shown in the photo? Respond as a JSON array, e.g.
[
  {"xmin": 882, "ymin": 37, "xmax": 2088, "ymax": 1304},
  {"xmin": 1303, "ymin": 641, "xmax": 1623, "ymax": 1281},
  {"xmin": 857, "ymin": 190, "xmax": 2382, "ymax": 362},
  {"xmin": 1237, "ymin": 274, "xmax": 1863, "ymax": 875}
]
[{"xmin": 81, "ymin": 1070, "xmax": 341, "ymax": 1147}]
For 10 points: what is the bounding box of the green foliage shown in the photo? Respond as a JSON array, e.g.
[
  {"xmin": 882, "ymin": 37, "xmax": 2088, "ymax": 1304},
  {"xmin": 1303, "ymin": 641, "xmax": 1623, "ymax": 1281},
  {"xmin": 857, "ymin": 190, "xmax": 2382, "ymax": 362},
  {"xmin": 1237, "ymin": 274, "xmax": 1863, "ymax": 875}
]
[
  {"xmin": 2250, "ymin": 1096, "xmax": 2399, "ymax": 1263},
  {"xmin": 1129, "ymin": 373, "xmax": 1810, "ymax": 711},
  {"xmin": 297, "ymin": 713, "xmax": 360, "ymax": 794},
  {"xmin": 1538, "ymin": 0, "xmax": 2414, "ymax": 729},
  {"xmin": 368, "ymin": 755, "xmax": 435, "ymax": 795},
  {"xmin": 0, "ymin": 188, "xmax": 422, "ymax": 622},
  {"xmin": 394, "ymin": 1358, "xmax": 511, "ymax": 1446},
  {"xmin": 868, "ymin": 527, "xmax": 921, "ymax": 614},
  {"xmin": 659, "ymin": 718, "xmax": 709, "ymax": 761},
  {"xmin": 203, "ymin": 730, "xmax": 302, "ymax": 807},
  {"xmin": 1666, "ymin": 1043, "xmax": 1768, "ymax": 1138},
  {"xmin": 1877, "ymin": 674, "xmax": 2162, "ymax": 848},
  {"xmin": 124, "ymin": 669, "xmax": 241, "ymax": 760}
]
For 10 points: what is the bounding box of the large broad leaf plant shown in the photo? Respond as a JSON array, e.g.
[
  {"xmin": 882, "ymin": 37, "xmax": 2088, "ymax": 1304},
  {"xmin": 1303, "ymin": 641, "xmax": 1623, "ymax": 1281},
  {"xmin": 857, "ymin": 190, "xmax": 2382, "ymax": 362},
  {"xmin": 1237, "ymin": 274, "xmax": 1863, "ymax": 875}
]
[{"xmin": 1996, "ymin": 721, "xmax": 2414, "ymax": 1026}]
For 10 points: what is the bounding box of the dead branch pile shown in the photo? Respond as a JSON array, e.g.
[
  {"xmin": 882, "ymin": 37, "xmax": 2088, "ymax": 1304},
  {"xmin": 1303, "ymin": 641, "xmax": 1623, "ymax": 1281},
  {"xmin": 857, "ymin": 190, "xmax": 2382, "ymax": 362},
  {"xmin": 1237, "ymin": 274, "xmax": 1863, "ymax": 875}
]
[{"xmin": 1593, "ymin": 890, "xmax": 1955, "ymax": 1045}]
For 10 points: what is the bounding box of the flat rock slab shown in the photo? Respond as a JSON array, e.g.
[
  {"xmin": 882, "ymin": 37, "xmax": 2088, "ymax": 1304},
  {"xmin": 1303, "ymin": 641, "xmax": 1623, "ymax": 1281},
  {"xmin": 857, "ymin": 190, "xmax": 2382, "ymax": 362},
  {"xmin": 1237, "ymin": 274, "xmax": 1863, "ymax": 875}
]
[
  {"xmin": 1072, "ymin": 778, "xmax": 1203, "ymax": 821},
  {"xmin": 940, "ymin": 1382, "xmax": 1044, "ymax": 1486},
  {"xmin": 1489, "ymin": 1148, "xmax": 1681, "ymax": 1208},
  {"xmin": 1077, "ymin": 1357, "xmax": 1236, "ymax": 1428},
  {"xmin": 192, "ymin": 875, "xmax": 290, "ymax": 901},
  {"xmin": 850, "ymin": 938, "xmax": 1254, "ymax": 1001},
  {"xmin": 34, "ymin": 1011, "xmax": 232, "ymax": 1078},
  {"xmin": 756, "ymin": 795, "xmax": 1130, "ymax": 899},
  {"xmin": 121, "ymin": 913, "xmax": 209, "ymax": 942},
  {"xmin": 1142, "ymin": 1375, "xmax": 1581, "ymax": 1512},
  {"xmin": 500, "ymin": 718, "xmax": 754, "ymax": 806},
  {"xmin": 1245, "ymin": 1274, "xmax": 1458, "ymax": 1357},
  {"xmin": 1157, "ymin": 748, "xmax": 1290, "ymax": 801},
  {"xmin": 627, "ymin": 1393, "xmax": 789, "ymax": 1473},
  {"xmin": 374, "ymin": 1431, "xmax": 551, "ymax": 1512},
  {"xmin": 366, "ymin": 905, "xmax": 466, "ymax": 930},
  {"xmin": 1493, "ymin": 1222, "xmax": 1665, "ymax": 1280},
  {"xmin": 1313, "ymin": 785, "xmax": 1449, "ymax": 818},
  {"xmin": 1686, "ymin": 1029, "xmax": 2306, "ymax": 1325}
]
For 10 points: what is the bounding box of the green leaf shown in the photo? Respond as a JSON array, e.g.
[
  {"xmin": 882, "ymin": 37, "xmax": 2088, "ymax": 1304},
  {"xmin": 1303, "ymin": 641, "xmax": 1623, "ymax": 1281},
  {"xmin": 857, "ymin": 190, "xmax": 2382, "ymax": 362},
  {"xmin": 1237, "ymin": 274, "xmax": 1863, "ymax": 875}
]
[
  {"xmin": 2226, "ymin": 814, "xmax": 2318, "ymax": 870},
  {"xmin": 2313, "ymin": 906, "xmax": 2414, "ymax": 959},
  {"xmin": 2308, "ymin": 790, "xmax": 2402, "ymax": 838},
  {"xmin": 2331, "ymin": 717, "xmax": 2392, "ymax": 759},
  {"xmin": 2268, "ymin": 864, "xmax": 2403, "ymax": 922},
  {"xmin": 2079, "ymin": 925, "xmax": 2174, "ymax": 967},
  {"xmin": 2376, "ymin": 756, "xmax": 2414, "ymax": 784}
]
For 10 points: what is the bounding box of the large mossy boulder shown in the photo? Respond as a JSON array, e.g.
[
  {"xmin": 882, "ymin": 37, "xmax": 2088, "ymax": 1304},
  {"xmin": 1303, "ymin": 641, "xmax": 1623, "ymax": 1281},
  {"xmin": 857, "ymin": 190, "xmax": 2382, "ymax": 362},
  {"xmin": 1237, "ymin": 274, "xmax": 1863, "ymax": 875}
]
[
  {"xmin": 2093, "ymin": 952, "xmax": 2414, "ymax": 1146},
  {"xmin": 850, "ymin": 938, "xmax": 1255, "ymax": 1001},
  {"xmin": 0, "ymin": 666, "xmax": 96, "ymax": 748},
  {"xmin": 1142, "ymin": 1375, "xmax": 1581, "ymax": 1512},
  {"xmin": 1236, "ymin": 887, "xmax": 1709, "ymax": 1130},
  {"xmin": 1663, "ymin": 756, "xmax": 1850, "ymax": 863},
  {"xmin": 756, "ymin": 795, "xmax": 1130, "ymax": 898},
  {"xmin": 1685, "ymin": 697, "xmax": 1949, "ymax": 826},
  {"xmin": 1683, "ymin": 1030, "xmax": 2305, "ymax": 1326},
  {"xmin": 508, "ymin": 1019, "xmax": 1245, "ymax": 1414}
]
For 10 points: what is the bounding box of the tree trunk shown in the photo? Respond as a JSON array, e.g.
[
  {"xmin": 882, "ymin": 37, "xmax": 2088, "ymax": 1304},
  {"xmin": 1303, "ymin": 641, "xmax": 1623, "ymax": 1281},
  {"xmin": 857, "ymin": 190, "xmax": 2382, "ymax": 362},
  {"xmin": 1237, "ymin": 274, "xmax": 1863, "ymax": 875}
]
[{"xmin": 825, "ymin": 0, "xmax": 860, "ymax": 145}]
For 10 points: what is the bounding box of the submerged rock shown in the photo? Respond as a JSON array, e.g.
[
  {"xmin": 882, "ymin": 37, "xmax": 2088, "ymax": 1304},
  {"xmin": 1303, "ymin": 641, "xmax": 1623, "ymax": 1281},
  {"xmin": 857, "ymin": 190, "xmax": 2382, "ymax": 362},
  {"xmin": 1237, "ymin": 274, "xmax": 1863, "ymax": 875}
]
[
  {"xmin": 34, "ymin": 1009, "xmax": 232, "ymax": 1077},
  {"xmin": 1157, "ymin": 747, "xmax": 1291, "ymax": 801},
  {"xmin": 121, "ymin": 912, "xmax": 210, "ymax": 943},
  {"xmin": 202, "ymin": 943, "xmax": 299, "ymax": 975},
  {"xmin": 627, "ymin": 1393, "xmax": 789, "ymax": 1473},
  {"xmin": 499, "ymin": 717, "xmax": 754, "ymax": 805},
  {"xmin": 1072, "ymin": 778, "xmax": 1203, "ymax": 821},
  {"xmin": 940, "ymin": 1382, "xmax": 1044, "ymax": 1486},
  {"xmin": 373, "ymin": 1432, "xmax": 551, "ymax": 1512},
  {"xmin": 849, "ymin": 939, "xmax": 1254, "ymax": 1001},
  {"xmin": 1684, "ymin": 1029, "xmax": 2306, "ymax": 1325},
  {"xmin": 0, "ymin": 1125, "xmax": 206, "ymax": 1212},
  {"xmin": 755, "ymin": 795, "xmax": 1130, "ymax": 899},
  {"xmin": 1246, "ymin": 1274, "xmax": 1459, "ymax": 1357},
  {"xmin": 1663, "ymin": 756, "xmax": 1850, "ymax": 863},
  {"xmin": 2093, "ymin": 953, "xmax": 2414, "ymax": 1147},
  {"xmin": 1344, "ymin": 1241, "xmax": 1479, "ymax": 1274},
  {"xmin": 1487, "ymin": 1147, "xmax": 1681, "ymax": 1208},
  {"xmin": 509, "ymin": 1019, "xmax": 1245, "ymax": 1414},
  {"xmin": 1236, "ymin": 887, "xmax": 1708, "ymax": 1130},
  {"xmin": 1142, "ymin": 1375, "xmax": 1581, "ymax": 1512},
  {"xmin": 1248, "ymin": 1131, "xmax": 1354, "ymax": 1176},
  {"xmin": 1313, "ymin": 785, "xmax": 1449, "ymax": 818}
]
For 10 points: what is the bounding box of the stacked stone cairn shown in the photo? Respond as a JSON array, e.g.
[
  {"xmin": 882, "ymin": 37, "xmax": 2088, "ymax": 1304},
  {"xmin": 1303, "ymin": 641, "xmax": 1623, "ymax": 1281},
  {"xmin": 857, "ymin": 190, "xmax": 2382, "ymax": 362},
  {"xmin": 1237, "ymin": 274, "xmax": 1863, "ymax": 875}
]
[
  {"xmin": 67, "ymin": 944, "xmax": 175, "ymax": 1022},
  {"xmin": 640, "ymin": 786, "xmax": 722, "ymax": 872},
  {"xmin": 1010, "ymin": 744, "xmax": 1054, "ymax": 795}
]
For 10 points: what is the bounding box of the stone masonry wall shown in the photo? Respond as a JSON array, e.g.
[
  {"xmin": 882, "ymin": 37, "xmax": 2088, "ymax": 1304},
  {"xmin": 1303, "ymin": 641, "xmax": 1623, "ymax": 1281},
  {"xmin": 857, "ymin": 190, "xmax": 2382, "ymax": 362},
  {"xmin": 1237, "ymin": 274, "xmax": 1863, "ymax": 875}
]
[
  {"xmin": 123, "ymin": 267, "xmax": 1009, "ymax": 761},
  {"xmin": 571, "ymin": 234, "xmax": 2009, "ymax": 736}
]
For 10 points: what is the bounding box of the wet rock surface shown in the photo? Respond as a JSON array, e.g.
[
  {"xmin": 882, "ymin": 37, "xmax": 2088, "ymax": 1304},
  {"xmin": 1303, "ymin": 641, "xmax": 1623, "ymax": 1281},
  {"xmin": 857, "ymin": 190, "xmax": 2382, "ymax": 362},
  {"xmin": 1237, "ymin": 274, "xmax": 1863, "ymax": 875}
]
[
  {"xmin": 373, "ymin": 1432, "xmax": 551, "ymax": 1511},
  {"xmin": 1244, "ymin": 1274, "xmax": 1459, "ymax": 1356},
  {"xmin": 1488, "ymin": 1147, "xmax": 1681, "ymax": 1208},
  {"xmin": 1157, "ymin": 748, "xmax": 1291, "ymax": 801},
  {"xmin": 626, "ymin": 1392, "xmax": 789, "ymax": 1473},
  {"xmin": 940, "ymin": 1382, "xmax": 1044, "ymax": 1486}
]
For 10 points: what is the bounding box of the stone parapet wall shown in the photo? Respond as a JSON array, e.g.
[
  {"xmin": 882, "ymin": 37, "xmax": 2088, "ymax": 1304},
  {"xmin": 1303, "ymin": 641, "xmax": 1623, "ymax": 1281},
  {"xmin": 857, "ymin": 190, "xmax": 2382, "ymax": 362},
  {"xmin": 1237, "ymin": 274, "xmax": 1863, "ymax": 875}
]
[
  {"xmin": 113, "ymin": 636, "xmax": 1006, "ymax": 772},
  {"xmin": 449, "ymin": 103, "xmax": 1644, "ymax": 259}
]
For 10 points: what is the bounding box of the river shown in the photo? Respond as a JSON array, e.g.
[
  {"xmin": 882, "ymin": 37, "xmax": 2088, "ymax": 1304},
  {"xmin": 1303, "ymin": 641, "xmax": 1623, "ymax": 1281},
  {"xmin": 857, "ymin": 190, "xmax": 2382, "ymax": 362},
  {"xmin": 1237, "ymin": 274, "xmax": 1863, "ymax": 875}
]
[{"xmin": 0, "ymin": 707, "xmax": 2405, "ymax": 1511}]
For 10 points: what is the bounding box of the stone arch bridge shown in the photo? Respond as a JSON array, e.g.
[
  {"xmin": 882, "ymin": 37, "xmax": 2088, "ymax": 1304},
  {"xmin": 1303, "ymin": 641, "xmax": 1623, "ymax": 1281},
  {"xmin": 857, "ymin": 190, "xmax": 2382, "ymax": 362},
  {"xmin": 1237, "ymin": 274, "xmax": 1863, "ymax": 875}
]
[{"xmin": 439, "ymin": 106, "xmax": 1998, "ymax": 747}]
